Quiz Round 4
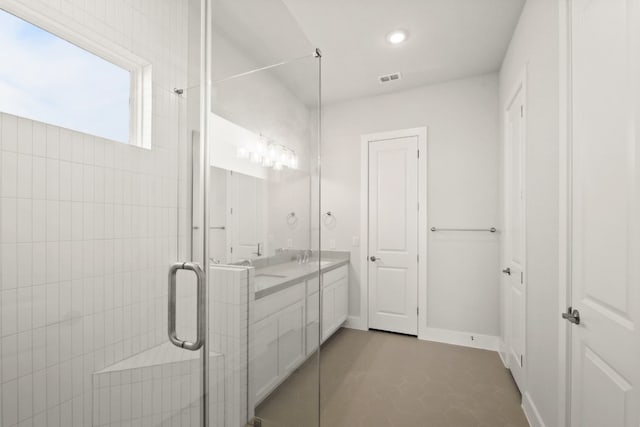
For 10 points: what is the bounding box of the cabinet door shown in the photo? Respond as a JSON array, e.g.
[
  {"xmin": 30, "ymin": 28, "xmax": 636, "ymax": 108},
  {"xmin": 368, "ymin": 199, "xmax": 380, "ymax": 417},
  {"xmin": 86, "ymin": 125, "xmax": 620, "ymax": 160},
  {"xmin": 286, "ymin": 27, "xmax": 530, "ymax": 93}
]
[
  {"xmin": 322, "ymin": 284, "xmax": 335, "ymax": 342},
  {"xmin": 306, "ymin": 322, "xmax": 319, "ymax": 355},
  {"xmin": 253, "ymin": 315, "xmax": 279, "ymax": 402},
  {"xmin": 335, "ymin": 278, "xmax": 348, "ymax": 325},
  {"xmin": 278, "ymin": 300, "xmax": 305, "ymax": 375},
  {"xmin": 306, "ymin": 292, "xmax": 319, "ymax": 325},
  {"xmin": 306, "ymin": 292, "xmax": 320, "ymax": 355}
]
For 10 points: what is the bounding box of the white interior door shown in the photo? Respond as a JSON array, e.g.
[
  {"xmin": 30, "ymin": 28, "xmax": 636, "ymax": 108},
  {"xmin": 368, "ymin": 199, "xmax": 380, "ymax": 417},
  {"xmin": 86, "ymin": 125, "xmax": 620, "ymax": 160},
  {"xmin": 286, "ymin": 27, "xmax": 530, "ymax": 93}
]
[
  {"xmin": 368, "ymin": 136, "xmax": 419, "ymax": 335},
  {"xmin": 504, "ymin": 86, "xmax": 526, "ymax": 392},
  {"xmin": 229, "ymin": 171, "xmax": 267, "ymax": 261},
  {"xmin": 568, "ymin": 0, "xmax": 640, "ymax": 425}
]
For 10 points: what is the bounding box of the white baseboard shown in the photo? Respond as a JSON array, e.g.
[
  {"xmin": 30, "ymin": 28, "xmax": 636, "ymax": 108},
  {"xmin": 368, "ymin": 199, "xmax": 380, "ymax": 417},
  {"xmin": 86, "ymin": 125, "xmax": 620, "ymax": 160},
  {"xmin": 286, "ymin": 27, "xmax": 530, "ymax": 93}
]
[
  {"xmin": 522, "ymin": 392, "xmax": 545, "ymax": 427},
  {"xmin": 418, "ymin": 327, "xmax": 500, "ymax": 351},
  {"xmin": 344, "ymin": 315, "xmax": 367, "ymax": 331},
  {"xmin": 498, "ymin": 340, "xmax": 509, "ymax": 367}
]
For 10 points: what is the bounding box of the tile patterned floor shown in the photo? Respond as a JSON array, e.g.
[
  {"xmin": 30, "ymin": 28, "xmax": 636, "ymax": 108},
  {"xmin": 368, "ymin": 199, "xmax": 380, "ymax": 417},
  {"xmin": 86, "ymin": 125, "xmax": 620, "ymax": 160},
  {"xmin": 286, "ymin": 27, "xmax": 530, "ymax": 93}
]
[{"xmin": 255, "ymin": 328, "xmax": 529, "ymax": 427}]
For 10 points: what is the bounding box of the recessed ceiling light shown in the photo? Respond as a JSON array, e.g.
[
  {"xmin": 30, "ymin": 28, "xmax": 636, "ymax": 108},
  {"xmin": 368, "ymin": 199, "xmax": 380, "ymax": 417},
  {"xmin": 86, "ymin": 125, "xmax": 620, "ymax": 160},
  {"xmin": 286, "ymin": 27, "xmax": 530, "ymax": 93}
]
[{"xmin": 387, "ymin": 30, "xmax": 408, "ymax": 45}]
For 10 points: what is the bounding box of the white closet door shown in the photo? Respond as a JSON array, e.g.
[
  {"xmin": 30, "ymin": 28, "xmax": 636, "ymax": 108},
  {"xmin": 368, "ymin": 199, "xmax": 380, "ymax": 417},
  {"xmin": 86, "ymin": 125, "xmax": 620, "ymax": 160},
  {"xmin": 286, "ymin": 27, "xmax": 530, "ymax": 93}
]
[
  {"xmin": 505, "ymin": 86, "xmax": 526, "ymax": 392},
  {"xmin": 368, "ymin": 136, "xmax": 419, "ymax": 335}
]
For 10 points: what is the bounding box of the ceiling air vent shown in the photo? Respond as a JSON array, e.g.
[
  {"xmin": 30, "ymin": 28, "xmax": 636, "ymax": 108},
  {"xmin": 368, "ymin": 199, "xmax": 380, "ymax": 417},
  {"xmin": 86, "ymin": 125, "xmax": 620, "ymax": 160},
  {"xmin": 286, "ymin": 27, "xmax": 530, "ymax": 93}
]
[{"xmin": 379, "ymin": 72, "xmax": 402, "ymax": 84}]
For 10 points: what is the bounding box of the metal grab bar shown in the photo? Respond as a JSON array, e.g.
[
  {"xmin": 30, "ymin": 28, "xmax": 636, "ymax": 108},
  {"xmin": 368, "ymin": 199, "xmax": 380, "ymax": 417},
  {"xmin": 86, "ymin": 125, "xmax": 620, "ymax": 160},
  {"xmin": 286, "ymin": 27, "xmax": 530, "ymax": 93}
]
[
  {"xmin": 430, "ymin": 227, "xmax": 497, "ymax": 233},
  {"xmin": 168, "ymin": 262, "xmax": 206, "ymax": 351},
  {"xmin": 210, "ymin": 226, "xmax": 226, "ymax": 230}
]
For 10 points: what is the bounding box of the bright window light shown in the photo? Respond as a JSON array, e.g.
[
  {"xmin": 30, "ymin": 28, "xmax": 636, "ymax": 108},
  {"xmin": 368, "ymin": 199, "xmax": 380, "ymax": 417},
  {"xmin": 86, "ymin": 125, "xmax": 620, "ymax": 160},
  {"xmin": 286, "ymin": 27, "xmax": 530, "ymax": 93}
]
[{"xmin": 0, "ymin": 9, "xmax": 131, "ymax": 143}]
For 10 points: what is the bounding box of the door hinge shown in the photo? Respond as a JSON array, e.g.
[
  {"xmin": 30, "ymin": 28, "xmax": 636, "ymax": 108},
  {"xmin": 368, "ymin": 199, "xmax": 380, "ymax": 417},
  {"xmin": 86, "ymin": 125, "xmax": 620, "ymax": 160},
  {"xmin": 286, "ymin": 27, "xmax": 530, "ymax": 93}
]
[
  {"xmin": 520, "ymin": 354, "xmax": 524, "ymax": 367},
  {"xmin": 417, "ymin": 150, "xmax": 420, "ymax": 158},
  {"xmin": 417, "ymin": 307, "xmax": 419, "ymax": 315},
  {"xmin": 230, "ymin": 246, "xmax": 233, "ymax": 254},
  {"xmin": 230, "ymin": 207, "xmax": 233, "ymax": 214},
  {"xmin": 520, "ymin": 272, "xmax": 524, "ymax": 284},
  {"xmin": 520, "ymin": 105, "xmax": 524, "ymax": 117},
  {"xmin": 417, "ymin": 254, "xmax": 419, "ymax": 262}
]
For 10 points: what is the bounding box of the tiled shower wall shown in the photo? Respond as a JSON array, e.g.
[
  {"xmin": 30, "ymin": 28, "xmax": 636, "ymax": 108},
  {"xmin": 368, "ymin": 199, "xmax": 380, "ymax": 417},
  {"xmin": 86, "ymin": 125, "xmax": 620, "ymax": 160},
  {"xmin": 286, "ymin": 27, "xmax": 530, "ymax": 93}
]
[{"xmin": 0, "ymin": 1, "xmax": 192, "ymax": 426}]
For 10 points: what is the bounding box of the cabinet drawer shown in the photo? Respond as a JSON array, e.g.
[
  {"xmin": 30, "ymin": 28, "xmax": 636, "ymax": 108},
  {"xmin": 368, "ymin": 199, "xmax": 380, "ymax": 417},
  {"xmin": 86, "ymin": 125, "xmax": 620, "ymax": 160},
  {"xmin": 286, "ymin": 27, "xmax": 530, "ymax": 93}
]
[
  {"xmin": 322, "ymin": 264, "xmax": 347, "ymax": 288},
  {"xmin": 254, "ymin": 282, "xmax": 305, "ymax": 322}
]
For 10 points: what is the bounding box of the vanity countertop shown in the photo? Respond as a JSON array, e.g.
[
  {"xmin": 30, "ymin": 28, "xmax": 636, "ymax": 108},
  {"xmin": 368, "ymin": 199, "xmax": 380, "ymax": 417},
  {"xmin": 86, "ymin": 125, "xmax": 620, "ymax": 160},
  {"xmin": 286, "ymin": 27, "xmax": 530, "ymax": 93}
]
[{"xmin": 254, "ymin": 257, "xmax": 349, "ymax": 299}]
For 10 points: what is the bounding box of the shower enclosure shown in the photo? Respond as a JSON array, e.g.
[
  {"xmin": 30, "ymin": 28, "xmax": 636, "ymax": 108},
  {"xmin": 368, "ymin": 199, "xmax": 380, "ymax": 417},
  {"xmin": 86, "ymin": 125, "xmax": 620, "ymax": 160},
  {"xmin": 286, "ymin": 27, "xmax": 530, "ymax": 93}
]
[{"xmin": 0, "ymin": 0, "xmax": 322, "ymax": 426}]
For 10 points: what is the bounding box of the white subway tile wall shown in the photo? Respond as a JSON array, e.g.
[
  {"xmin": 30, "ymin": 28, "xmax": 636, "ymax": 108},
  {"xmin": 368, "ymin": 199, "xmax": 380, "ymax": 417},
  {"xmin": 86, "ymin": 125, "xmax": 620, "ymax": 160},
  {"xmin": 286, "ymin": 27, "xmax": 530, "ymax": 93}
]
[{"xmin": 0, "ymin": 0, "xmax": 195, "ymax": 426}]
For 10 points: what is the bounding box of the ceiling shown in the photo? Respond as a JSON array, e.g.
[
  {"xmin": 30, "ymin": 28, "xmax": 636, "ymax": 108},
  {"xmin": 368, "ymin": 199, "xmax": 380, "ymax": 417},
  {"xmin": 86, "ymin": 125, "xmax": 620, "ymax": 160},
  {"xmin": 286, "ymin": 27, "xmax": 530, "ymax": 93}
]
[
  {"xmin": 281, "ymin": 0, "xmax": 526, "ymax": 104},
  {"xmin": 212, "ymin": 0, "xmax": 526, "ymax": 106}
]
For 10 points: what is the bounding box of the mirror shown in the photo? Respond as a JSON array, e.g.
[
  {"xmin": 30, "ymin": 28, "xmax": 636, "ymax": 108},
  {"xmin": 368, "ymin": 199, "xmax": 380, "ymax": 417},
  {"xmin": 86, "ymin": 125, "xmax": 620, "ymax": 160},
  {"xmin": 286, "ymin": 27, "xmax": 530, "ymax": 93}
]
[{"xmin": 208, "ymin": 164, "xmax": 311, "ymax": 264}]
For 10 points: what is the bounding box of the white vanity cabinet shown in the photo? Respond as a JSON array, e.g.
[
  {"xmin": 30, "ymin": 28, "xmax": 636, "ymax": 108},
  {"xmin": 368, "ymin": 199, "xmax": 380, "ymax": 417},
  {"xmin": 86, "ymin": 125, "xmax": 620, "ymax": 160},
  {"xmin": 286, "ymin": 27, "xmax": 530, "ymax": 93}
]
[
  {"xmin": 253, "ymin": 282, "xmax": 306, "ymax": 404},
  {"xmin": 321, "ymin": 265, "xmax": 349, "ymax": 342},
  {"xmin": 252, "ymin": 262, "xmax": 349, "ymax": 405}
]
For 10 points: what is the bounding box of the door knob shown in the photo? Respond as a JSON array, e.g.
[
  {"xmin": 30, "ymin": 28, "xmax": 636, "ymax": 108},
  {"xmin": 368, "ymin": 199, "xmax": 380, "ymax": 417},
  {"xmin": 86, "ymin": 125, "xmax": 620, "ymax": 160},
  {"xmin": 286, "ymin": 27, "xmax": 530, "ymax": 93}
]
[
  {"xmin": 562, "ymin": 307, "xmax": 580, "ymax": 325},
  {"xmin": 370, "ymin": 256, "xmax": 381, "ymax": 262},
  {"xmin": 502, "ymin": 267, "xmax": 511, "ymax": 275}
]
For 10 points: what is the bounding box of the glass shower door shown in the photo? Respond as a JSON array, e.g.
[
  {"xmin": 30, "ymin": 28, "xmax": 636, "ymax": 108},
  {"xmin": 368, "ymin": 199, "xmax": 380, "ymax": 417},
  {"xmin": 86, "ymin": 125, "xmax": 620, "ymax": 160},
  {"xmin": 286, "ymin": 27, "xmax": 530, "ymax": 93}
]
[
  {"xmin": 205, "ymin": 52, "xmax": 321, "ymax": 427},
  {"xmin": 0, "ymin": 0, "xmax": 209, "ymax": 426}
]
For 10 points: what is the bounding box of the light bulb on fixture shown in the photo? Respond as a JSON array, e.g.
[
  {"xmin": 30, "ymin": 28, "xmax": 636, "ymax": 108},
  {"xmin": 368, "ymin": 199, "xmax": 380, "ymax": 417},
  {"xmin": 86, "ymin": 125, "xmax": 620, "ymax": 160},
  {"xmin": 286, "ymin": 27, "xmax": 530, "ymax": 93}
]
[
  {"xmin": 285, "ymin": 152, "xmax": 294, "ymax": 168},
  {"xmin": 268, "ymin": 145, "xmax": 278, "ymax": 162},
  {"xmin": 279, "ymin": 150, "xmax": 289, "ymax": 165},
  {"xmin": 250, "ymin": 151, "xmax": 262, "ymax": 164},
  {"xmin": 256, "ymin": 136, "xmax": 267, "ymax": 154}
]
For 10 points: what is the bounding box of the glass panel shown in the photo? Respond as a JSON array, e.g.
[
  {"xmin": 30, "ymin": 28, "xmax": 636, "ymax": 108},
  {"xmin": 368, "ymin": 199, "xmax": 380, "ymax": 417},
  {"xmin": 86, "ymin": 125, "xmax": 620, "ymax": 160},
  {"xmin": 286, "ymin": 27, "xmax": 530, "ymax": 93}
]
[
  {"xmin": 0, "ymin": 1, "xmax": 207, "ymax": 426},
  {"xmin": 206, "ymin": 54, "xmax": 321, "ymax": 426}
]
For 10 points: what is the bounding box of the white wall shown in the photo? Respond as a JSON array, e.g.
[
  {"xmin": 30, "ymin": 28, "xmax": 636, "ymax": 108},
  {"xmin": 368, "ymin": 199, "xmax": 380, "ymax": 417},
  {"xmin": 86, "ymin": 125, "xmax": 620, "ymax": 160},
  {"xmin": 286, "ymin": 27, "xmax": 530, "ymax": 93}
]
[
  {"xmin": 499, "ymin": 0, "xmax": 560, "ymax": 425},
  {"xmin": 321, "ymin": 73, "xmax": 501, "ymax": 340}
]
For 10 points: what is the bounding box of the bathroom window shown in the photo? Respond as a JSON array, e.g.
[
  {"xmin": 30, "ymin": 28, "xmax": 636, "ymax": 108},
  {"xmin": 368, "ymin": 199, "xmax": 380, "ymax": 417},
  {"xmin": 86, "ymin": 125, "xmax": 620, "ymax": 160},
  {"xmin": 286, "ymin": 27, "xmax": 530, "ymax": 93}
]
[{"xmin": 0, "ymin": 7, "xmax": 151, "ymax": 147}]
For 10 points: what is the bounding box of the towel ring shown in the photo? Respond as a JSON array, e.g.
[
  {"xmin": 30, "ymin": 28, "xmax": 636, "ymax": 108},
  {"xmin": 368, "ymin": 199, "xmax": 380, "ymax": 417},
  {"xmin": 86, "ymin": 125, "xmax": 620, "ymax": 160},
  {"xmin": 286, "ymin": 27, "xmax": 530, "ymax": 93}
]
[
  {"xmin": 323, "ymin": 211, "xmax": 336, "ymax": 226},
  {"xmin": 286, "ymin": 212, "xmax": 298, "ymax": 225}
]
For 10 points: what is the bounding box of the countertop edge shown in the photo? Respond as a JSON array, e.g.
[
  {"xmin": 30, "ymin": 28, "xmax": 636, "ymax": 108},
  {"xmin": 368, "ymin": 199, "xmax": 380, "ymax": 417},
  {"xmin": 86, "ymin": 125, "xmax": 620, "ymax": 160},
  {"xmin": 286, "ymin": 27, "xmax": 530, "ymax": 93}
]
[{"xmin": 255, "ymin": 259, "xmax": 349, "ymax": 300}]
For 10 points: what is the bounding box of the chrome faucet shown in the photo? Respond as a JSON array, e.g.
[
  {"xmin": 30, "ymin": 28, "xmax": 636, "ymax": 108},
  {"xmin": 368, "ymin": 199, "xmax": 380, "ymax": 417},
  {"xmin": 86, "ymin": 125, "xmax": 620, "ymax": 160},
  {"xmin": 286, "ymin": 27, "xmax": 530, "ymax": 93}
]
[
  {"xmin": 237, "ymin": 259, "xmax": 253, "ymax": 267},
  {"xmin": 302, "ymin": 249, "xmax": 313, "ymax": 264},
  {"xmin": 252, "ymin": 243, "xmax": 263, "ymax": 257}
]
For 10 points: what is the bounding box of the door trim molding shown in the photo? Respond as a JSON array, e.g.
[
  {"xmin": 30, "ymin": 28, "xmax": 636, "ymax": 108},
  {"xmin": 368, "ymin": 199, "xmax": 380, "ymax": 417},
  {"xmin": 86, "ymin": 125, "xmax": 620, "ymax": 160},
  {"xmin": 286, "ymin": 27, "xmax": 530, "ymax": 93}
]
[
  {"xmin": 358, "ymin": 127, "xmax": 428, "ymax": 335},
  {"xmin": 558, "ymin": 0, "xmax": 572, "ymax": 426}
]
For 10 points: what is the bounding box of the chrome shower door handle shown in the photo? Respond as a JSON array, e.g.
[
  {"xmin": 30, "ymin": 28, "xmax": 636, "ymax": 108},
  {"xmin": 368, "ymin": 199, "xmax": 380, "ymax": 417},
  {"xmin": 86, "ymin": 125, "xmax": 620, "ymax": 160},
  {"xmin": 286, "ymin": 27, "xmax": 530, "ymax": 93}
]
[{"xmin": 168, "ymin": 262, "xmax": 206, "ymax": 351}]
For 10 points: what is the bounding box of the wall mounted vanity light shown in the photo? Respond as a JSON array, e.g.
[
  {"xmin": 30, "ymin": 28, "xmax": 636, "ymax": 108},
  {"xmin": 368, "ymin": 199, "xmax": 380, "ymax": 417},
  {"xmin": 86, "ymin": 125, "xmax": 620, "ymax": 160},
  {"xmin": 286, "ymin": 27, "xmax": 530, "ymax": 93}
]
[{"xmin": 237, "ymin": 135, "xmax": 298, "ymax": 171}]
